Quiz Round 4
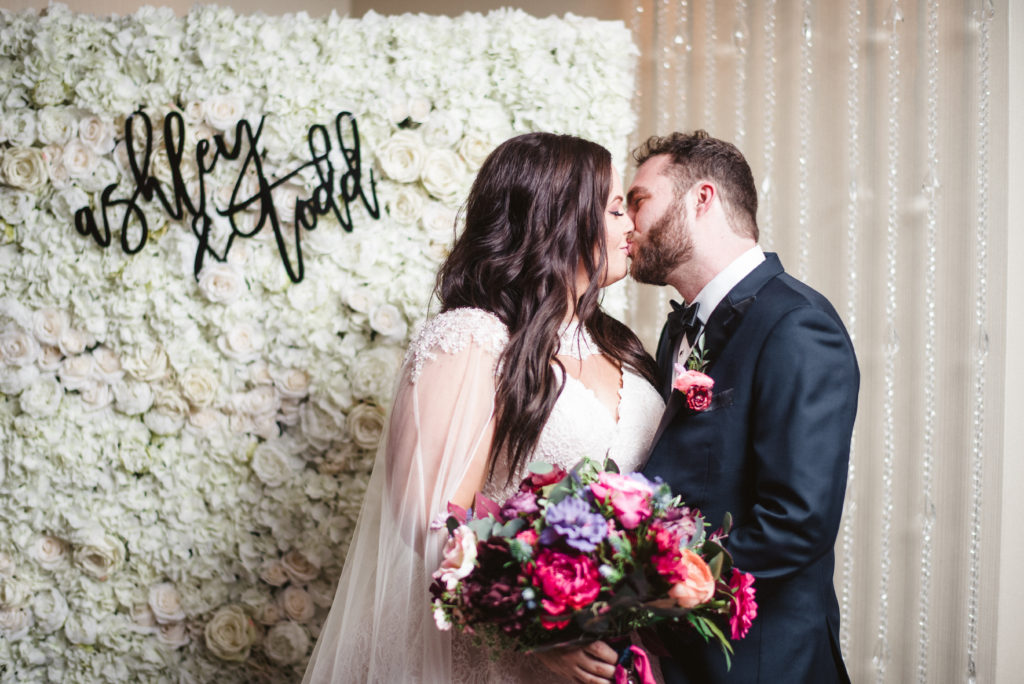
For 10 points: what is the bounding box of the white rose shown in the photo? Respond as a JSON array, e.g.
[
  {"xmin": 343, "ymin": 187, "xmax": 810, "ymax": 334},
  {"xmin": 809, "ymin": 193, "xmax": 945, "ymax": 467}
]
[
  {"xmin": 350, "ymin": 346, "xmax": 403, "ymax": 402},
  {"xmin": 122, "ymin": 342, "xmax": 170, "ymax": 382},
  {"xmin": 50, "ymin": 185, "xmax": 90, "ymax": 221},
  {"xmin": 80, "ymin": 379, "xmax": 113, "ymax": 411},
  {"xmin": 217, "ymin": 322, "xmax": 264, "ymax": 363},
  {"xmin": 145, "ymin": 406, "xmax": 185, "ymax": 435},
  {"xmin": 420, "ymin": 148, "xmax": 468, "ymax": 204},
  {"xmin": 306, "ymin": 579, "xmax": 336, "ymax": 608},
  {"xmin": 281, "ymin": 549, "xmax": 320, "ymax": 584},
  {"xmin": 279, "ymin": 586, "xmax": 315, "ymax": 623},
  {"xmin": 78, "ymin": 115, "xmax": 116, "ymax": 154},
  {"xmin": 257, "ymin": 601, "xmax": 282, "ymax": 626},
  {"xmin": 233, "ymin": 385, "xmax": 280, "ymax": 417},
  {"xmin": 58, "ymin": 328, "xmax": 93, "ymax": 357},
  {"xmin": 0, "ymin": 577, "xmax": 29, "ymax": 608},
  {"xmin": 204, "ymin": 94, "xmax": 245, "ymax": 131},
  {"xmin": 198, "ymin": 262, "xmax": 246, "ymax": 304},
  {"xmin": 0, "ymin": 325, "xmax": 40, "ymax": 366},
  {"xmin": 205, "ymin": 604, "xmax": 257, "ymax": 662},
  {"xmin": 347, "ymin": 403, "xmax": 386, "ymax": 450},
  {"xmin": 457, "ymin": 132, "xmax": 497, "ymax": 171},
  {"xmin": 181, "ymin": 366, "xmax": 220, "ymax": 408},
  {"xmin": 368, "ymin": 304, "xmax": 407, "ymax": 342},
  {"xmin": 344, "ymin": 285, "xmax": 375, "ymax": 314},
  {"xmin": 32, "ymin": 588, "xmax": 69, "ymax": 634},
  {"xmin": 157, "ymin": 620, "xmax": 190, "ymax": 648},
  {"xmin": 37, "ymin": 107, "xmax": 77, "ymax": 145},
  {"xmin": 262, "ymin": 620, "xmax": 310, "ymax": 666},
  {"xmin": 187, "ymin": 407, "xmax": 226, "ymax": 432},
  {"xmin": 421, "ymin": 111, "xmax": 464, "ymax": 148},
  {"xmin": 271, "ymin": 367, "xmax": 310, "ymax": 400},
  {"xmin": 58, "ymin": 353, "xmax": 97, "ymax": 391},
  {"xmin": 271, "ymin": 183, "xmax": 301, "ymax": 224},
  {"xmin": 386, "ymin": 185, "xmax": 425, "ymax": 226},
  {"xmin": 61, "ymin": 139, "xmax": 98, "ymax": 177},
  {"xmin": 377, "ymin": 130, "xmax": 426, "ymax": 183},
  {"xmin": 30, "ymin": 535, "xmax": 69, "ymax": 570},
  {"xmin": 251, "ymin": 441, "xmax": 304, "ymax": 487},
  {"xmin": 408, "ymin": 96, "xmax": 432, "ymax": 123},
  {"xmin": 259, "ymin": 559, "xmax": 290, "ymax": 587},
  {"xmin": 74, "ymin": 534, "xmax": 125, "ymax": 581},
  {"xmin": 20, "ymin": 374, "xmax": 63, "ymax": 418},
  {"xmin": 299, "ymin": 401, "xmax": 343, "ymax": 452},
  {"xmin": 0, "ymin": 364, "xmax": 39, "ymax": 395},
  {"xmin": 317, "ymin": 442, "xmax": 355, "ymax": 475},
  {"xmin": 37, "ymin": 345, "xmax": 63, "ymax": 372},
  {"xmin": 31, "ymin": 308, "xmax": 68, "ymax": 347},
  {"xmin": 130, "ymin": 603, "xmax": 158, "ymax": 632},
  {"xmin": 0, "ymin": 188, "xmax": 34, "ymax": 224},
  {"xmin": 113, "ymin": 379, "xmax": 155, "ymax": 415},
  {"xmin": 1, "ymin": 147, "xmax": 48, "ymax": 192},
  {"xmin": 64, "ymin": 613, "xmax": 98, "ymax": 645},
  {"xmin": 249, "ymin": 359, "xmax": 273, "ymax": 386},
  {"xmin": 0, "ymin": 607, "xmax": 32, "ymax": 640},
  {"xmin": 421, "ymin": 201, "xmax": 457, "ymax": 242},
  {"xmin": 91, "ymin": 345, "xmax": 123, "ymax": 383},
  {"xmin": 149, "ymin": 583, "xmax": 186, "ymax": 624}
]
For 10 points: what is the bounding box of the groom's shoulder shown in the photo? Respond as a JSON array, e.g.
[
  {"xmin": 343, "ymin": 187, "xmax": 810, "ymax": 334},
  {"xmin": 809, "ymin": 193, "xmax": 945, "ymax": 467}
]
[{"xmin": 763, "ymin": 271, "xmax": 842, "ymax": 320}]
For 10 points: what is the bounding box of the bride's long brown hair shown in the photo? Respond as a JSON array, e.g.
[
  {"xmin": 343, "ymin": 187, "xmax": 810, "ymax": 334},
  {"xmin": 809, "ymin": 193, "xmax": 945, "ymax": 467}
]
[{"xmin": 435, "ymin": 132, "xmax": 658, "ymax": 483}]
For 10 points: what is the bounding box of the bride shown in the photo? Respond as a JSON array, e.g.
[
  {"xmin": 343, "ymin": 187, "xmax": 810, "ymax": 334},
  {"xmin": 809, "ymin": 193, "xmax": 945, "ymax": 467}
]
[{"xmin": 303, "ymin": 132, "xmax": 665, "ymax": 683}]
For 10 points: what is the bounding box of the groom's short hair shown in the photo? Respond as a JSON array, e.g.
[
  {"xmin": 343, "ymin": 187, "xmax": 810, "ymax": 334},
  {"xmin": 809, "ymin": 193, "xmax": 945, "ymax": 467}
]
[{"xmin": 633, "ymin": 130, "xmax": 759, "ymax": 241}]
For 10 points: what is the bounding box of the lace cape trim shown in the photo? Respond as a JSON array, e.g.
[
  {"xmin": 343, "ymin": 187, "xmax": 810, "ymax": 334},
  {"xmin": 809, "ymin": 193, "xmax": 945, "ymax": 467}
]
[{"xmin": 405, "ymin": 308, "xmax": 510, "ymax": 383}]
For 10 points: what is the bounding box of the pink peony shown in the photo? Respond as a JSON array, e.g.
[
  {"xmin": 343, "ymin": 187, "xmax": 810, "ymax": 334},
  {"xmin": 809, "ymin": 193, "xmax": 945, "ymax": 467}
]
[
  {"xmin": 533, "ymin": 549, "xmax": 601, "ymax": 630},
  {"xmin": 667, "ymin": 549, "xmax": 715, "ymax": 609},
  {"xmin": 590, "ymin": 472, "xmax": 654, "ymax": 530},
  {"xmin": 728, "ymin": 569, "xmax": 757, "ymax": 640},
  {"xmin": 433, "ymin": 525, "xmax": 477, "ymax": 591},
  {"xmin": 672, "ymin": 365, "xmax": 714, "ymax": 411}
]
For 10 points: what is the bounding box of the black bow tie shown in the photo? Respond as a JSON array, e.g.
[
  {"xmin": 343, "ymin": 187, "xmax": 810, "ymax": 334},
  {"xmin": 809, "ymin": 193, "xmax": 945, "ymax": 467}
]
[{"xmin": 667, "ymin": 300, "xmax": 701, "ymax": 345}]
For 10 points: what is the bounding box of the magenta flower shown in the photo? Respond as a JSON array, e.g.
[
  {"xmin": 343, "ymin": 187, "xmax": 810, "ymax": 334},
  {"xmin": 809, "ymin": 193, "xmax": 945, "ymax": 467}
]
[{"xmin": 728, "ymin": 569, "xmax": 757, "ymax": 640}]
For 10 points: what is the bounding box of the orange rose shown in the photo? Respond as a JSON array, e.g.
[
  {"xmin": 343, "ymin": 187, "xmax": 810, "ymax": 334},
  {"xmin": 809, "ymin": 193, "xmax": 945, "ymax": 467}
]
[{"xmin": 667, "ymin": 549, "xmax": 715, "ymax": 609}]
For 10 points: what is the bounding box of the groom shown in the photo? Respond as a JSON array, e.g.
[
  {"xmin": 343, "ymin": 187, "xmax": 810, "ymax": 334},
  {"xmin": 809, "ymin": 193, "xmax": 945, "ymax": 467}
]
[{"xmin": 627, "ymin": 131, "xmax": 859, "ymax": 683}]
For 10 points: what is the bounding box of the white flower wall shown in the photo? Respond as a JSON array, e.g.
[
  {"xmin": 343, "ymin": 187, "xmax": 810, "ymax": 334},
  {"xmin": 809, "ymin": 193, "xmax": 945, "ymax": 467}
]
[{"xmin": 0, "ymin": 5, "xmax": 637, "ymax": 682}]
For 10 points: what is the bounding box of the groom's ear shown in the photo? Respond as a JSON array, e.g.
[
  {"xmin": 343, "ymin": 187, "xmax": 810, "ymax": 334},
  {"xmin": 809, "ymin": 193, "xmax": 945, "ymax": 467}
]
[{"xmin": 693, "ymin": 181, "xmax": 716, "ymax": 218}]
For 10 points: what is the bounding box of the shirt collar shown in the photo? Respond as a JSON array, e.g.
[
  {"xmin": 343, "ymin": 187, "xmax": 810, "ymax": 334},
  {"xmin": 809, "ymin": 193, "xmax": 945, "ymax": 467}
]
[{"xmin": 691, "ymin": 245, "xmax": 765, "ymax": 325}]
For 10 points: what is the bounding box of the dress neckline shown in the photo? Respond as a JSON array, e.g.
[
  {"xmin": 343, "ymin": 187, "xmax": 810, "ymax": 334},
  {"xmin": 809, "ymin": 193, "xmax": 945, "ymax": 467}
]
[{"xmin": 557, "ymin": 320, "xmax": 599, "ymax": 360}]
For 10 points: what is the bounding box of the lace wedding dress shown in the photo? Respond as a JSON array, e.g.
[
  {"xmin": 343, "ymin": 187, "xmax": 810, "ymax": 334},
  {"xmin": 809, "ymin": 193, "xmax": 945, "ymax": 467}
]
[{"xmin": 303, "ymin": 308, "xmax": 664, "ymax": 683}]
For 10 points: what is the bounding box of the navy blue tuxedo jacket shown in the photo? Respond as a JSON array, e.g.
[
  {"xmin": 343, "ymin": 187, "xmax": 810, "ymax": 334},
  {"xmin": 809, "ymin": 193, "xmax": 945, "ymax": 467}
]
[{"xmin": 643, "ymin": 253, "xmax": 858, "ymax": 684}]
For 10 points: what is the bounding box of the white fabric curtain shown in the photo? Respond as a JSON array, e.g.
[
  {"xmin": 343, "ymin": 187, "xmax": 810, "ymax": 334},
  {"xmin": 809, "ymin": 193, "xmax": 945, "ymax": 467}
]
[{"xmin": 623, "ymin": 1, "xmax": 1010, "ymax": 682}]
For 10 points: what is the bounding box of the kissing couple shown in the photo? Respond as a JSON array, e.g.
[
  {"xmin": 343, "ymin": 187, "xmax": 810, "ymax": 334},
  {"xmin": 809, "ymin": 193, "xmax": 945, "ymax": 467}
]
[{"xmin": 303, "ymin": 130, "xmax": 858, "ymax": 684}]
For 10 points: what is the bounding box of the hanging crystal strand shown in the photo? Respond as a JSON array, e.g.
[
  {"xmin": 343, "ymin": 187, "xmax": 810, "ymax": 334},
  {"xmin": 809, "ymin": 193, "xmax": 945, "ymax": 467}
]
[
  {"xmin": 839, "ymin": 0, "xmax": 863, "ymax": 658},
  {"xmin": 760, "ymin": 0, "xmax": 778, "ymax": 249},
  {"xmin": 702, "ymin": 0, "xmax": 717, "ymax": 127},
  {"xmin": 657, "ymin": 0, "xmax": 673, "ymax": 133},
  {"xmin": 915, "ymin": 1, "xmax": 940, "ymax": 681},
  {"xmin": 626, "ymin": 1, "xmax": 647, "ymax": 333},
  {"xmin": 732, "ymin": 0, "xmax": 749, "ymax": 147},
  {"xmin": 796, "ymin": 1, "xmax": 813, "ymax": 280},
  {"xmin": 966, "ymin": 1, "xmax": 993, "ymax": 681},
  {"xmin": 674, "ymin": 1, "xmax": 691, "ymax": 130},
  {"xmin": 874, "ymin": 2, "xmax": 902, "ymax": 682},
  {"xmin": 654, "ymin": 0, "xmax": 674, "ymax": 316}
]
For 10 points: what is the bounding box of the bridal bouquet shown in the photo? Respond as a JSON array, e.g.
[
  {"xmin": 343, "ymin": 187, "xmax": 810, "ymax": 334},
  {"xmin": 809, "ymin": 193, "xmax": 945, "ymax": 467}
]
[{"xmin": 429, "ymin": 459, "xmax": 757, "ymax": 675}]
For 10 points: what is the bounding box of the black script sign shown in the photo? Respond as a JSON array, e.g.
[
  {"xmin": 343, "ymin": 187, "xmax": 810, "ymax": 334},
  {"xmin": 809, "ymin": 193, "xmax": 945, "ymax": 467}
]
[{"xmin": 73, "ymin": 110, "xmax": 380, "ymax": 283}]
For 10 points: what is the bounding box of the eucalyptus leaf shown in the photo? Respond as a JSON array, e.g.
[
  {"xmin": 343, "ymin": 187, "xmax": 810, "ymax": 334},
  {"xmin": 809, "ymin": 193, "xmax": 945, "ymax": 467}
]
[
  {"xmin": 497, "ymin": 517, "xmax": 525, "ymax": 537},
  {"xmin": 467, "ymin": 517, "xmax": 492, "ymax": 541},
  {"xmin": 528, "ymin": 461, "xmax": 554, "ymax": 475}
]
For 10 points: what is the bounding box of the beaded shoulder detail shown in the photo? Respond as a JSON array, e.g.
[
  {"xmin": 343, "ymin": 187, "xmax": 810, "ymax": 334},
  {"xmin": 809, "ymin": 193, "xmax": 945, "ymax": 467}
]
[{"xmin": 405, "ymin": 308, "xmax": 509, "ymax": 383}]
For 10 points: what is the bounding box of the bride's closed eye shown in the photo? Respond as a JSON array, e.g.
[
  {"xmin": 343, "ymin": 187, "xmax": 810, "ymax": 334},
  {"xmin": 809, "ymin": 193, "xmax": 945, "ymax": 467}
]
[{"xmin": 609, "ymin": 210, "xmax": 625, "ymax": 217}]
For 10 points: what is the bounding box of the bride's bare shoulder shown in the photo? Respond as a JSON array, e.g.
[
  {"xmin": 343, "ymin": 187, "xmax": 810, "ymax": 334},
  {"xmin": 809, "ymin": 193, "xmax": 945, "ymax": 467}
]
[{"xmin": 404, "ymin": 308, "xmax": 509, "ymax": 382}]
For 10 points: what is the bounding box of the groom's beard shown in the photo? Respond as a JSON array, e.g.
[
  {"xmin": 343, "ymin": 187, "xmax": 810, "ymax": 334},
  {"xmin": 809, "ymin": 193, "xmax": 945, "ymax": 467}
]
[{"xmin": 629, "ymin": 201, "xmax": 693, "ymax": 286}]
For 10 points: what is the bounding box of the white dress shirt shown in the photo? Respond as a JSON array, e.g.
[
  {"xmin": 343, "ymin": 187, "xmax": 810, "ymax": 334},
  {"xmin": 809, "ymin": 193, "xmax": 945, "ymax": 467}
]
[{"xmin": 675, "ymin": 245, "xmax": 766, "ymax": 367}]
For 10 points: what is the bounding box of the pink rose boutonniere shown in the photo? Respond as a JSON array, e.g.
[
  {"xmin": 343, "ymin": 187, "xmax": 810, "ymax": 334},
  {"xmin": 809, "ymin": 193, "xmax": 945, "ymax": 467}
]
[{"xmin": 672, "ymin": 363, "xmax": 714, "ymax": 411}]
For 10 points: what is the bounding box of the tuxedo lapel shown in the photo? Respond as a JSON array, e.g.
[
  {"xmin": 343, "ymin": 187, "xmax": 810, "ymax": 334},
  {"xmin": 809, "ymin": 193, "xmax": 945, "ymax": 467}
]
[{"xmin": 650, "ymin": 253, "xmax": 785, "ymax": 445}]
